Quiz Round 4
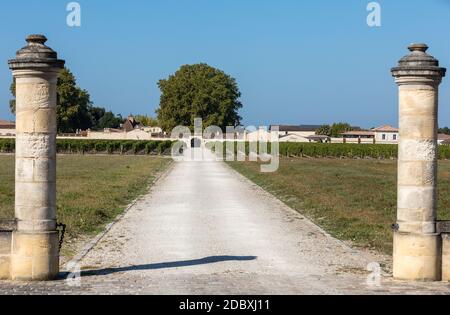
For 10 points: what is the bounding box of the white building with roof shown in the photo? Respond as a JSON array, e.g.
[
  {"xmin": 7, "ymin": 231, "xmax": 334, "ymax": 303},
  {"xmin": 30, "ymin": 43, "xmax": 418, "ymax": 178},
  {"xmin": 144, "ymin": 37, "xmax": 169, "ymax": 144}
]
[
  {"xmin": 372, "ymin": 125, "xmax": 399, "ymax": 143},
  {"xmin": 0, "ymin": 120, "xmax": 15, "ymax": 137}
]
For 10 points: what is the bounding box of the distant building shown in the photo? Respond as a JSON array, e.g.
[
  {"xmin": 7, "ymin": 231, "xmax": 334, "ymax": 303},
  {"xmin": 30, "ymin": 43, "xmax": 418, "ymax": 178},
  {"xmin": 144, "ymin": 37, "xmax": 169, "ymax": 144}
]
[
  {"xmin": 372, "ymin": 125, "xmax": 399, "ymax": 143},
  {"xmin": 342, "ymin": 125, "xmax": 399, "ymax": 144},
  {"xmin": 122, "ymin": 116, "xmax": 142, "ymax": 132},
  {"xmin": 246, "ymin": 127, "xmax": 271, "ymax": 142},
  {"xmin": 438, "ymin": 133, "xmax": 450, "ymax": 145},
  {"xmin": 80, "ymin": 116, "xmax": 165, "ymax": 141},
  {"xmin": 269, "ymin": 125, "xmax": 323, "ymax": 143},
  {"xmin": 142, "ymin": 126, "xmax": 164, "ymax": 136},
  {"xmin": 0, "ymin": 120, "xmax": 15, "ymax": 137}
]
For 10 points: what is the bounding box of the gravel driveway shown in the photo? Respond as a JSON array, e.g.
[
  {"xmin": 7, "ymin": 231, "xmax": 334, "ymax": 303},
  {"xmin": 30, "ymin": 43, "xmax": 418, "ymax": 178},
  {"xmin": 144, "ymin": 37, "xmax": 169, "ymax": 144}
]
[{"xmin": 1, "ymin": 157, "xmax": 449, "ymax": 294}]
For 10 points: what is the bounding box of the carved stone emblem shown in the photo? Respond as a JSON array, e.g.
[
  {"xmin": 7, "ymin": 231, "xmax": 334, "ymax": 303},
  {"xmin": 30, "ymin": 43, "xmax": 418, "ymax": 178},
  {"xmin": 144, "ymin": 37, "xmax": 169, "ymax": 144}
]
[{"xmin": 34, "ymin": 83, "xmax": 51, "ymax": 105}]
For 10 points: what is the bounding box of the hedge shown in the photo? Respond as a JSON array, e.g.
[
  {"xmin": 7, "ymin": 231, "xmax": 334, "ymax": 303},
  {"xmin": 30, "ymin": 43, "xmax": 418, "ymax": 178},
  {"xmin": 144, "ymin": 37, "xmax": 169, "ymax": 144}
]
[
  {"xmin": 1, "ymin": 139, "xmax": 449, "ymax": 159},
  {"xmin": 0, "ymin": 139, "xmax": 174, "ymax": 155},
  {"xmin": 221, "ymin": 142, "xmax": 450, "ymax": 160}
]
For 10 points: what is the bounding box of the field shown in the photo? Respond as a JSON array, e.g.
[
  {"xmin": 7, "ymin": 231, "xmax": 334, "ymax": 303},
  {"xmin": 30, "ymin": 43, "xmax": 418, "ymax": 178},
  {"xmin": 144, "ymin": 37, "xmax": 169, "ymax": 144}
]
[
  {"xmin": 0, "ymin": 155, "xmax": 171, "ymax": 243},
  {"xmin": 228, "ymin": 158, "xmax": 450, "ymax": 254}
]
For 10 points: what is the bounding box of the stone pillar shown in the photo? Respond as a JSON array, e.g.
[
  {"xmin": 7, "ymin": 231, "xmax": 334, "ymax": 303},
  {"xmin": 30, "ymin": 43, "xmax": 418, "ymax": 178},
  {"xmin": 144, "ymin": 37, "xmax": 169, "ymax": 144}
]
[
  {"xmin": 442, "ymin": 234, "xmax": 450, "ymax": 281},
  {"xmin": 8, "ymin": 35, "xmax": 65, "ymax": 281},
  {"xmin": 391, "ymin": 44, "xmax": 446, "ymax": 281}
]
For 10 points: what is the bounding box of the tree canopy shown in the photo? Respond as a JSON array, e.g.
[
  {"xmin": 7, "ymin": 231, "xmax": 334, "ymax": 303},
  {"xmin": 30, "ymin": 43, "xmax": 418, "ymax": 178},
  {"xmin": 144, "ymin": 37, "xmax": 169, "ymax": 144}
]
[
  {"xmin": 57, "ymin": 68, "xmax": 93, "ymax": 133},
  {"xmin": 316, "ymin": 122, "xmax": 353, "ymax": 138},
  {"xmin": 9, "ymin": 80, "xmax": 16, "ymax": 114},
  {"xmin": 97, "ymin": 111, "xmax": 122, "ymax": 130},
  {"xmin": 156, "ymin": 63, "xmax": 243, "ymax": 132},
  {"xmin": 439, "ymin": 127, "xmax": 450, "ymax": 135},
  {"xmin": 134, "ymin": 115, "xmax": 159, "ymax": 127}
]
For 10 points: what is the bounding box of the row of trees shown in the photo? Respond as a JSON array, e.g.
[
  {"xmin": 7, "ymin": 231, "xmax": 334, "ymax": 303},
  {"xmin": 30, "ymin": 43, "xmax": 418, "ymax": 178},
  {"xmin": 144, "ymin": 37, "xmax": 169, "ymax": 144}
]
[
  {"xmin": 439, "ymin": 127, "xmax": 450, "ymax": 135},
  {"xmin": 9, "ymin": 62, "xmax": 450, "ymax": 136},
  {"xmin": 315, "ymin": 123, "xmax": 353, "ymax": 138},
  {"xmin": 316, "ymin": 124, "xmax": 450, "ymax": 137},
  {"xmin": 9, "ymin": 68, "xmax": 152, "ymax": 133},
  {"xmin": 10, "ymin": 63, "xmax": 242, "ymax": 134}
]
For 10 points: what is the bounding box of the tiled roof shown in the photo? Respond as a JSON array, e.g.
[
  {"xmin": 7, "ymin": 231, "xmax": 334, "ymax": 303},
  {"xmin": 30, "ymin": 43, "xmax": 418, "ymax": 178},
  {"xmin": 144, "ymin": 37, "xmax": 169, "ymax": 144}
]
[
  {"xmin": 438, "ymin": 133, "xmax": 450, "ymax": 141},
  {"xmin": 372, "ymin": 125, "xmax": 398, "ymax": 132},
  {"xmin": 0, "ymin": 120, "xmax": 15, "ymax": 129},
  {"xmin": 342, "ymin": 130, "xmax": 375, "ymax": 136},
  {"xmin": 270, "ymin": 125, "xmax": 323, "ymax": 132}
]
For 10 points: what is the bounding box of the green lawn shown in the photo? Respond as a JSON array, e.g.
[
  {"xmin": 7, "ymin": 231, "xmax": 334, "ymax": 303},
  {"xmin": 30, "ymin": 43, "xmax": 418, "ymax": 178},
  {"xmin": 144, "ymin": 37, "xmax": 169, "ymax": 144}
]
[
  {"xmin": 0, "ymin": 155, "xmax": 171, "ymax": 240},
  {"xmin": 228, "ymin": 158, "xmax": 450, "ymax": 254}
]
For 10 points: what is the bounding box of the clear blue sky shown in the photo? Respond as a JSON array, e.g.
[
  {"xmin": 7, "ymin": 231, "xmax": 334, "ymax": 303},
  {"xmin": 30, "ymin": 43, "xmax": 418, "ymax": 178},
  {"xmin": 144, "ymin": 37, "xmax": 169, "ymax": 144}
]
[{"xmin": 1, "ymin": 0, "xmax": 450, "ymax": 128}]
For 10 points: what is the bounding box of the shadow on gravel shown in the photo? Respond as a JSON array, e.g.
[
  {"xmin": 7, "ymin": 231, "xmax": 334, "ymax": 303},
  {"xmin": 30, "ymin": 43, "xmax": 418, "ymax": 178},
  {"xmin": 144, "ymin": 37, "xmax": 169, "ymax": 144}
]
[{"xmin": 68, "ymin": 256, "xmax": 258, "ymax": 278}]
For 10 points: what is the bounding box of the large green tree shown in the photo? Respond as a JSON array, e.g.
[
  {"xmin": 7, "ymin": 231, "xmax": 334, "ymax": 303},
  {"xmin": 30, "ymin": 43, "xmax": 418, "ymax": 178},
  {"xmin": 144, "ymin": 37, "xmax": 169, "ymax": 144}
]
[
  {"xmin": 156, "ymin": 63, "xmax": 243, "ymax": 132},
  {"xmin": 439, "ymin": 127, "xmax": 450, "ymax": 135},
  {"xmin": 88, "ymin": 106, "xmax": 106, "ymax": 130},
  {"xmin": 97, "ymin": 111, "xmax": 123, "ymax": 129},
  {"xmin": 57, "ymin": 68, "xmax": 94, "ymax": 133},
  {"xmin": 9, "ymin": 79, "xmax": 16, "ymax": 114},
  {"xmin": 134, "ymin": 115, "xmax": 159, "ymax": 127},
  {"xmin": 316, "ymin": 125, "xmax": 332, "ymax": 136},
  {"xmin": 330, "ymin": 122, "xmax": 353, "ymax": 138},
  {"xmin": 315, "ymin": 123, "xmax": 353, "ymax": 137}
]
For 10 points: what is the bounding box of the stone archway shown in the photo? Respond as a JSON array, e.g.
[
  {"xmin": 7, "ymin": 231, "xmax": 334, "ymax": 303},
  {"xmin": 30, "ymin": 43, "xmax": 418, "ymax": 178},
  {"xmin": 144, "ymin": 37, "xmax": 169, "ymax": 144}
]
[{"xmin": 191, "ymin": 137, "xmax": 202, "ymax": 149}]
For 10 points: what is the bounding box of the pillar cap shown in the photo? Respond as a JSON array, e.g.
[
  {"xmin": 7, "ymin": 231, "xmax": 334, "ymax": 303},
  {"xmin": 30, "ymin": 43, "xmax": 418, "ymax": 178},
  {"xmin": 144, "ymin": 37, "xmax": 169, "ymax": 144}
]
[
  {"xmin": 391, "ymin": 43, "xmax": 446, "ymax": 80},
  {"xmin": 8, "ymin": 34, "xmax": 65, "ymax": 71}
]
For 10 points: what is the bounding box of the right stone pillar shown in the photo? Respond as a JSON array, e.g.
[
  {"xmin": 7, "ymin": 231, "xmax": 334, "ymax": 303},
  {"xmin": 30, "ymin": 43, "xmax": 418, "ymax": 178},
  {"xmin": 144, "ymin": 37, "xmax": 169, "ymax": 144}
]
[{"xmin": 392, "ymin": 44, "xmax": 446, "ymax": 281}]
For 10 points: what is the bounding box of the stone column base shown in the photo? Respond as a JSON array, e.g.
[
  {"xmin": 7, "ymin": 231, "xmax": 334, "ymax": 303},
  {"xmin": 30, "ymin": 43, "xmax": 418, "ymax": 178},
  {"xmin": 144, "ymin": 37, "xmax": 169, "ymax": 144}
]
[
  {"xmin": 442, "ymin": 234, "xmax": 450, "ymax": 282},
  {"xmin": 393, "ymin": 231, "xmax": 441, "ymax": 281},
  {"xmin": 0, "ymin": 232, "xmax": 12, "ymax": 280},
  {"xmin": 10, "ymin": 231, "xmax": 59, "ymax": 281}
]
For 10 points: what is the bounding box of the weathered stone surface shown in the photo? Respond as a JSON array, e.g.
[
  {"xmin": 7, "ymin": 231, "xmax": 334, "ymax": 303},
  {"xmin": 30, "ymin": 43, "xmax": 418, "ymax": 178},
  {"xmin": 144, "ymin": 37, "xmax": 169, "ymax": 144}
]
[
  {"xmin": 16, "ymin": 158, "xmax": 56, "ymax": 183},
  {"xmin": 8, "ymin": 35, "xmax": 65, "ymax": 70},
  {"xmin": 8, "ymin": 35, "xmax": 64, "ymax": 281},
  {"xmin": 15, "ymin": 82, "xmax": 56, "ymax": 111},
  {"xmin": 398, "ymin": 186, "xmax": 435, "ymax": 212},
  {"xmin": 16, "ymin": 108, "xmax": 57, "ymax": 134},
  {"xmin": 0, "ymin": 232, "xmax": 12, "ymax": 256},
  {"xmin": 399, "ymin": 89, "xmax": 437, "ymax": 117},
  {"xmin": 398, "ymin": 140, "xmax": 437, "ymax": 162},
  {"xmin": 398, "ymin": 161, "xmax": 436, "ymax": 186},
  {"xmin": 392, "ymin": 44, "xmax": 446, "ymax": 281},
  {"xmin": 10, "ymin": 232, "xmax": 59, "ymax": 281},
  {"xmin": 393, "ymin": 232, "xmax": 441, "ymax": 281},
  {"xmin": 442, "ymin": 234, "xmax": 450, "ymax": 282},
  {"xmin": 399, "ymin": 114, "xmax": 437, "ymax": 140},
  {"xmin": 15, "ymin": 182, "xmax": 56, "ymax": 208},
  {"xmin": 16, "ymin": 220, "xmax": 56, "ymax": 232},
  {"xmin": 15, "ymin": 134, "xmax": 56, "ymax": 159}
]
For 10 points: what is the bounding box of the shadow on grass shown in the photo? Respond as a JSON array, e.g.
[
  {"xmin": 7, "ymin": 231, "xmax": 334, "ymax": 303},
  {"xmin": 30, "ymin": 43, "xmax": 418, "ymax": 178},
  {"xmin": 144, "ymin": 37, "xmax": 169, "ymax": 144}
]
[{"xmin": 61, "ymin": 255, "xmax": 258, "ymax": 278}]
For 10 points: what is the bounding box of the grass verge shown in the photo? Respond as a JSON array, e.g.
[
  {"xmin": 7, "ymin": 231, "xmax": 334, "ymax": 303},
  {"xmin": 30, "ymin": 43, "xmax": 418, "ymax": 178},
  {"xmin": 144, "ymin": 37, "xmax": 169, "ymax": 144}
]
[
  {"xmin": 228, "ymin": 158, "xmax": 450, "ymax": 254},
  {"xmin": 0, "ymin": 155, "xmax": 171, "ymax": 255}
]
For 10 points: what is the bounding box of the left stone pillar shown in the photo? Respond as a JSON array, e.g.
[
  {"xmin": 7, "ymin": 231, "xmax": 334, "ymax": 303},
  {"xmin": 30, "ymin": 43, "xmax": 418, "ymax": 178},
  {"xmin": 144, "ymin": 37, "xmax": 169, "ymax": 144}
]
[{"xmin": 8, "ymin": 35, "xmax": 65, "ymax": 281}]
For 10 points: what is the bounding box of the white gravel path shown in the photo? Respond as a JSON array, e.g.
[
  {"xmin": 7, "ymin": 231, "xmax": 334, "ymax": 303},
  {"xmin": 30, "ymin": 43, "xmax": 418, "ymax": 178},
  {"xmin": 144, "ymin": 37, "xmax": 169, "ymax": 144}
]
[
  {"xmin": 69, "ymin": 158, "xmax": 449, "ymax": 294},
  {"xmin": 3, "ymin": 156, "xmax": 449, "ymax": 294}
]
